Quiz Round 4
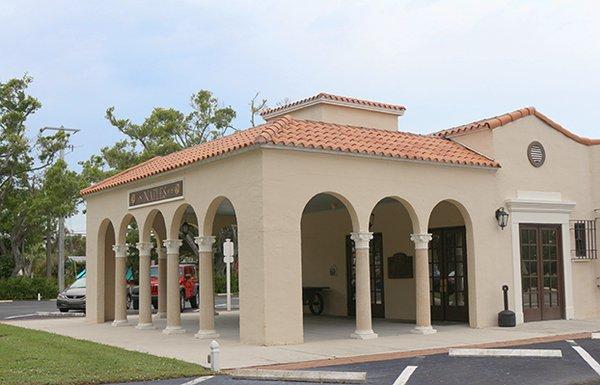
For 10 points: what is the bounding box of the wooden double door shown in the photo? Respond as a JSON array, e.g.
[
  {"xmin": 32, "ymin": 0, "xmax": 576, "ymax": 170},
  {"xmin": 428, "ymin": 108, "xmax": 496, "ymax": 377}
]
[
  {"xmin": 346, "ymin": 233, "xmax": 385, "ymax": 318},
  {"xmin": 519, "ymin": 224, "xmax": 564, "ymax": 322},
  {"xmin": 429, "ymin": 227, "xmax": 469, "ymax": 322}
]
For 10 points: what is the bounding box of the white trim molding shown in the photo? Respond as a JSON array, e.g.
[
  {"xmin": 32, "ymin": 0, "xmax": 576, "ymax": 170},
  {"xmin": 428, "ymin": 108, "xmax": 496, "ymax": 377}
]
[
  {"xmin": 350, "ymin": 232, "xmax": 373, "ymax": 250},
  {"xmin": 506, "ymin": 191, "xmax": 576, "ymax": 324},
  {"xmin": 410, "ymin": 233, "xmax": 433, "ymax": 250}
]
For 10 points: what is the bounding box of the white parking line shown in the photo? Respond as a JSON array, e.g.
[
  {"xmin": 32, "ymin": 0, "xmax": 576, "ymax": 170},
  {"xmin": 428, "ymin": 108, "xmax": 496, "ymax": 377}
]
[
  {"xmin": 4, "ymin": 313, "xmax": 37, "ymax": 319},
  {"xmin": 567, "ymin": 340, "xmax": 600, "ymax": 376},
  {"xmin": 449, "ymin": 348, "xmax": 562, "ymax": 358},
  {"xmin": 392, "ymin": 366, "xmax": 417, "ymax": 385},
  {"xmin": 180, "ymin": 376, "xmax": 214, "ymax": 385}
]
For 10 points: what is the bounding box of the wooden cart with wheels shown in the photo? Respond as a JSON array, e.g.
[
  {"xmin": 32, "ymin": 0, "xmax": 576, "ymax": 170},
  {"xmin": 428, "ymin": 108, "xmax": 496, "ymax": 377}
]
[{"xmin": 302, "ymin": 286, "xmax": 329, "ymax": 315}]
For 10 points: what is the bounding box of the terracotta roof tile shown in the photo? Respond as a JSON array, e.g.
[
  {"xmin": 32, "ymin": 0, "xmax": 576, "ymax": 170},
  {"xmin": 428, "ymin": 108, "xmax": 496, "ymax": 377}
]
[
  {"xmin": 260, "ymin": 92, "xmax": 406, "ymax": 118},
  {"xmin": 432, "ymin": 107, "xmax": 600, "ymax": 146},
  {"xmin": 81, "ymin": 117, "xmax": 498, "ymax": 196}
]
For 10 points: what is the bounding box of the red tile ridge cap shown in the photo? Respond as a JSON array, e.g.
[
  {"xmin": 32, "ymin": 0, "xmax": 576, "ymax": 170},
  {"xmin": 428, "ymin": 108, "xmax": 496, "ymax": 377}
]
[
  {"xmin": 260, "ymin": 92, "xmax": 406, "ymax": 117},
  {"xmin": 432, "ymin": 107, "xmax": 599, "ymax": 146}
]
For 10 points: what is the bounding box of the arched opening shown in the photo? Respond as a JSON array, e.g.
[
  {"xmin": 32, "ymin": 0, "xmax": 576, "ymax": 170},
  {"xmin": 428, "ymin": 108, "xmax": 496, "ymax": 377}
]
[
  {"xmin": 300, "ymin": 192, "xmax": 357, "ymax": 339},
  {"xmin": 117, "ymin": 214, "xmax": 139, "ymax": 316},
  {"xmin": 427, "ymin": 200, "xmax": 472, "ymax": 323},
  {"xmin": 203, "ymin": 197, "xmax": 238, "ymax": 338},
  {"xmin": 369, "ymin": 197, "xmax": 419, "ymax": 322},
  {"xmin": 140, "ymin": 210, "xmax": 167, "ymax": 317},
  {"xmin": 98, "ymin": 219, "xmax": 116, "ymax": 322},
  {"xmin": 171, "ymin": 204, "xmax": 201, "ymax": 314}
]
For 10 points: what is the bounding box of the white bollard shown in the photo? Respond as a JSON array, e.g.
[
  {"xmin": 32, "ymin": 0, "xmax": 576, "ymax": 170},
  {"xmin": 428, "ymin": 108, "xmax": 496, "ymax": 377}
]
[
  {"xmin": 209, "ymin": 340, "xmax": 220, "ymax": 372},
  {"xmin": 37, "ymin": 293, "xmax": 41, "ymax": 301}
]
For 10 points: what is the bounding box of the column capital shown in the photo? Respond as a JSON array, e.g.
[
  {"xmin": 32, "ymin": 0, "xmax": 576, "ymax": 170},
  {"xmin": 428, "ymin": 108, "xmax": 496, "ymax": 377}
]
[
  {"xmin": 157, "ymin": 247, "xmax": 167, "ymax": 259},
  {"xmin": 350, "ymin": 232, "xmax": 373, "ymax": 250},
  {"xmin": 194, "ymin": 235, "xmax": 216, "ymax": 253},
  {"xmin": 112, "ymin": 244, "xmax": 128, "ymax": 258},
  {"xmin": 163, "ymin": 239, "xmax": 183, "ymax": 254},
  {"xmin": 410, "ymin": 233, "xmax": 433, "ymax": 250},
  {"xmin": 136, "ymin": 242, "xmax": 154, "ymax": 256}
]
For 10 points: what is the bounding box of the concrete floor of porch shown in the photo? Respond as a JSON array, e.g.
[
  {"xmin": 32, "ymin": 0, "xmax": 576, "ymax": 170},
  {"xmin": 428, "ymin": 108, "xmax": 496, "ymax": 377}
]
[{"xmin": 5, "ymin": 311, "xmax": 600, "ymax": 369}]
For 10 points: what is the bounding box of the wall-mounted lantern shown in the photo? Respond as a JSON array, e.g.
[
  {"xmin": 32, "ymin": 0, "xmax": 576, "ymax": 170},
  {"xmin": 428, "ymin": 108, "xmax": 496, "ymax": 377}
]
[{"xmin": 495, "ymin": 207, "xmax": 509, "ymax": 229}]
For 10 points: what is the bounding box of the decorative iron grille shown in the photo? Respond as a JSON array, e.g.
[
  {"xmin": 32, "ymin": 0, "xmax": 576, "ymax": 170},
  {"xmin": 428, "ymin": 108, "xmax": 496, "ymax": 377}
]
[{"xmin": 570, "ymin": 220, "xmax": 597, "ymax": 260}]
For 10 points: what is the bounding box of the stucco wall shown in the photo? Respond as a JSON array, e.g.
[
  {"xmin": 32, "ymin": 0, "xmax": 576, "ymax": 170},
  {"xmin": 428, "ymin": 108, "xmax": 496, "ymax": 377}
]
[
  {"xmin": 277, "ymin": 103, "xmax": 399, "ymax": 131},
  {"xmin": 491, "ymin": 116, "xmax": 600, "ymax": 320}
]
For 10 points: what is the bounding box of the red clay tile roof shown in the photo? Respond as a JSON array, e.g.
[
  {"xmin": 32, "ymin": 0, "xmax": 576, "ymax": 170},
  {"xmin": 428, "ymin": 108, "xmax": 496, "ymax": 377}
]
[
  {"xmin": 260, "ymin": 92, "xmax": 406, "ymax": 118},
  {"xmin": 432, "ymin": 107, "xmax": 600, "ymax": 146},
  {"xmin": 80, "ymin": 116, "xmax": 498, "ymax": 196}
]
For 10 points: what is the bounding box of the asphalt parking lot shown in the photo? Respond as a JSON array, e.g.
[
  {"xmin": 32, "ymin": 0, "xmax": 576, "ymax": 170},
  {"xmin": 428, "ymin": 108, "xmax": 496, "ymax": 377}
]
[{"xmin": 104, "ymin": 338, "xmax": 600, "ymax": 385}]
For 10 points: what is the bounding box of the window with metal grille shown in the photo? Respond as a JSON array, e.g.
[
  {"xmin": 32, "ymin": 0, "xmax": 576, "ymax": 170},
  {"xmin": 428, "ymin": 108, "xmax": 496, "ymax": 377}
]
[{"xmin": 570, "ymin": 220, "xmax": 597, "ymax": 259}]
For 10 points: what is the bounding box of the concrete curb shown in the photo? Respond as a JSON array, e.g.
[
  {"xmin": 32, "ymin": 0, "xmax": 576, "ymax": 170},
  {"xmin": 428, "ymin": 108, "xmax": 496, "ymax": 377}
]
[
  {"xmin": 449, "ymin": 348, "xmax": 562, "ymax": 358},
  {"xmin": 229, "ymin": 369, "xmax": 366, "ymax": 383},
  {"xmin": 259, "ymin": 331, "xmax": 591, "ymax": 370},
  {"xmin": 0, "ymin": 300, "xmax": 13, "ymax": 303}
]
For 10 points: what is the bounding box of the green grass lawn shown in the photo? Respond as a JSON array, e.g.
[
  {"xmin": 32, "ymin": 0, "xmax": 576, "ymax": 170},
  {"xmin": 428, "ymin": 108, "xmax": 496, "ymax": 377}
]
[{"xmin": 0, "ymin": 323, "xmax": 210, "ymax": 385}]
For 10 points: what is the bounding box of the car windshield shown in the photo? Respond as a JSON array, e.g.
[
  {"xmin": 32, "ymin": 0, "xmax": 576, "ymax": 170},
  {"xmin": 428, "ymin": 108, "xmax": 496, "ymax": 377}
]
[
  {"xmin": 150, "ymin": 266, "xmax": 158, "ymax": 278},
  {"xmin": 70, "ymin": 277, "xmax": 86, "ymax": 289}
]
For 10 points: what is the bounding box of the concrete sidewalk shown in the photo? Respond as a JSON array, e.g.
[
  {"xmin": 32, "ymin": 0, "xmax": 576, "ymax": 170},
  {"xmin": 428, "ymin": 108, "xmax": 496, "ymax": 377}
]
[{"xmin": 4, "ymin": 312, "xmax": 600, "ymax": 369}]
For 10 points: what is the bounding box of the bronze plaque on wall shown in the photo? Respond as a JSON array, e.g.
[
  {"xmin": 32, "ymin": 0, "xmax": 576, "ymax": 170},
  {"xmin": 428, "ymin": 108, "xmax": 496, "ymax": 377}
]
[
  {"xmin": 388, "ymin": 252, "xmax": 413, "ymax": 279},
  {"xmin": 129, "ymin": 180, "xmax": 183, "ymax": 208}
]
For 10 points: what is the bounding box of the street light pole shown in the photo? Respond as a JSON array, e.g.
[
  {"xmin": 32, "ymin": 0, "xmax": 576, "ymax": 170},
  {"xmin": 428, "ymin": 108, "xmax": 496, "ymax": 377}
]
[{"xmin": 40, "ymin": 126, "xmax": 80, "ymax": 291}]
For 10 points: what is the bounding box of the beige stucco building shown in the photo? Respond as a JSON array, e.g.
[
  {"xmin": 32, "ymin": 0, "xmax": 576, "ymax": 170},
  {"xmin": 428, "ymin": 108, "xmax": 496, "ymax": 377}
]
[{"xmin": 81, "ymin": 93, "xmax": 600, "ymax": 346}]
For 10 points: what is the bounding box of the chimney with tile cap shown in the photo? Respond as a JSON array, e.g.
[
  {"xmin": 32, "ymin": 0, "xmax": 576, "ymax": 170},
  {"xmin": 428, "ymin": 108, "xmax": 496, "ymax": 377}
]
[{"xmin": 260, "ymin": 93, "xmax": 405, "ymax": 131}]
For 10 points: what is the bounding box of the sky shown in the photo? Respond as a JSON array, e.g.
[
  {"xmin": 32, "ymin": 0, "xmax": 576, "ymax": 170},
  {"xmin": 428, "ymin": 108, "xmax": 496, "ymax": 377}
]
[{"xmin": 2, "ymin": 0, "xmax": 599, "ymax": 233}]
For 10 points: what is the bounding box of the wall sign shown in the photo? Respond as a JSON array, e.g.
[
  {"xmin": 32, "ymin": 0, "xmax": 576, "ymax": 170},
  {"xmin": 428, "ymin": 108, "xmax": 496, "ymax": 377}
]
[
  {"xmin": 527, "ymin": 141, "xmax": 546, "ymax": 167},
  {"xmin": 388, "ymin": 252, "xmax": 413, "ymax": 279},
  {"xmin": 129, "ymin": 180, "xmax": 183, "ymax": 208}
]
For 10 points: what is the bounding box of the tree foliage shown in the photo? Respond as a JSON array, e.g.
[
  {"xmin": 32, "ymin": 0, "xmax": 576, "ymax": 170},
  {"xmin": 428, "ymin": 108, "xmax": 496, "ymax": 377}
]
[
  {"xmin": 0, "ymin": 75, "xmax": 82, "ymax": 276},
  {"xmin": 81, "ymin": 90, "xmax": 236, "ymax": 183}
]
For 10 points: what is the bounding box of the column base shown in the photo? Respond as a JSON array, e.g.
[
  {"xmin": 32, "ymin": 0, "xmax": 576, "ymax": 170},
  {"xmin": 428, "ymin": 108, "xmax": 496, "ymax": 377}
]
[
  {"xmin": 410, "ymin": 325, "xmax": 437, "ymax": 335},
  {"xmin": 350, "ymin": 330, "xmax": 378, "ymax": 340},
  {"xmin": 111, "ymin": 319, "xmax": 129, "ymax": 327},
  {"xmin": 194, "ymin": 329, "xmax": 220, "ymax": 339},
  {"xmin": 162, "ymin": 326, "xmax": 186, "ymax": 335},
  {"xmin": 154, "ymin": 312, "xmax": 167, "ymax": 319},
  {"xmin": 135, "ymin": 323, "xmax": 155, "ymax": 330}
]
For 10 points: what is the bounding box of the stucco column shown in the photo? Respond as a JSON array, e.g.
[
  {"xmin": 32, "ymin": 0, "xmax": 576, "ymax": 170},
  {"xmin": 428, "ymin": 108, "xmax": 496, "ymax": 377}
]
[
  {"xmin": 111, "ymin": 244, "xmax": 129, "ymax": 327},
  {"xmin": 350, "ymin": 232, "xmax": 378, "ymax": 340},
  {"xmin": 156, "ymin": 247, "xmax": 167, "ymax": 319},
  {"xmin": 194, "ymin": 235, "xmax": 219, "ymax": 339},
  {"xmin": 163, "ymin": 239, "xmax": 185, "ymax": 334},
  {"xmin": 135, "ymin": 242, "xmax": 155, "ymax": 330},
  {"xmin": 410, "ymin": 233, "xmax": 437, "ymax": 334}
]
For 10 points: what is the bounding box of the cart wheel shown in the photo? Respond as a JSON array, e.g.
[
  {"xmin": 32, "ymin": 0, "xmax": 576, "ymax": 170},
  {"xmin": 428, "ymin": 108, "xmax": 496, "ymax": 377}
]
[{"xmin": 309, "ymin": 292, "xmax": 324, "ymax": 315}]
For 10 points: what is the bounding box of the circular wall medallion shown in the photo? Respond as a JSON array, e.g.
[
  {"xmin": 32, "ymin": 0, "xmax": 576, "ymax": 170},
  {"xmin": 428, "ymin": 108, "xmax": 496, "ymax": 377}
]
[{"xmin": 527, "ymin": 141, "xmax": 546, "ymax": 167}]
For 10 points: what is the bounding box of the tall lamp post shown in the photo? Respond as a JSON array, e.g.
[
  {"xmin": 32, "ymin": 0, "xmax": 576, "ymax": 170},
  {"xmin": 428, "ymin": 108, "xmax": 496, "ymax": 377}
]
[{"xmin": 40, "ymin": 126, "xmax": 80, "ymax": 292}]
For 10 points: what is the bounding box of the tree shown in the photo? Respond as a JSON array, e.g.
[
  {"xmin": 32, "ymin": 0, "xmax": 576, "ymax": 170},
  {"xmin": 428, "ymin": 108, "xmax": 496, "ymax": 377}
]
[
  {"xmin": 250, "ymin": 92, "xmax": 267, "ymax": 127},
  {"xmin": 0, "ymin": 75, "xmax": 80, "ymax": 276},
  {"xmin": 81, "ymin": 90, "xmax": 237, "ymax": 182}
]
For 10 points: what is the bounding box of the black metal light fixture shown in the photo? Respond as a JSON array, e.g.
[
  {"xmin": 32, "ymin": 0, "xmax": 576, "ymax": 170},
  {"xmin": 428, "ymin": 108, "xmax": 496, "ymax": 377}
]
[
  {"xmin": 495, "ymin": 207, "xmax": 509, "ymax": 229},
  {"xmin": 182, "ymin": 222, "xmax": 190, "ymax": 233}
]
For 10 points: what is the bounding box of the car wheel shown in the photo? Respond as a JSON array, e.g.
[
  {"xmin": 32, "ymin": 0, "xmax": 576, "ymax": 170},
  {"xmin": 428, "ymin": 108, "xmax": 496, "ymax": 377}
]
[
  {"xmin": 190, "ymin": 291, "xmax": 199, "ymax": 309},
  {"xmin": 180, "ymin": 292, "xmax": 185, "ymax": 312},
  {"xmin": 126, "ymin": 294, "xmax": 132, "ymax": 310},
  {"xmin": 59, "ymin": 308, "xmax": 69, "ymax": 313}
]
